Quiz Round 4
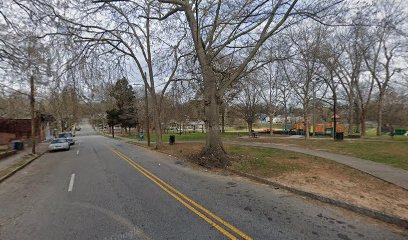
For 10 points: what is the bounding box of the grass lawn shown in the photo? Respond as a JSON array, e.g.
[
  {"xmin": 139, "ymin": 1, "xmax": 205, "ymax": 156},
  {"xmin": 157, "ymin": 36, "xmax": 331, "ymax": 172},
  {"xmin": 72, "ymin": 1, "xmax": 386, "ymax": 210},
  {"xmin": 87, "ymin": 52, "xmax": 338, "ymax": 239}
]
[
  {"xmin": 119, "ymin": 131, "xmax": 247, "ymax": 142},
  {"xmin": 307, "ymin": 141, "xmax": 408, "ymax": 170},
  {"xmin": 236, "ymin": 137, "xmax": 408, "ymax": 170},
  {"xmin": 116, "ymin": 128, "xmax": 408, "ymax": 170},
  {"xmin": 226, "ymin": 145, "xmax": 308, "ymax": 177},
  {"xmin": 325, "ymin": 141, "xmax": 408, "ymax": 170},
  {"xmin": 152, "ymin": 143, "xmax": 408, "ymax": 219},
  {"xmin": 120, "ymin": 132, "xmax": 206, "ymax": 142}
]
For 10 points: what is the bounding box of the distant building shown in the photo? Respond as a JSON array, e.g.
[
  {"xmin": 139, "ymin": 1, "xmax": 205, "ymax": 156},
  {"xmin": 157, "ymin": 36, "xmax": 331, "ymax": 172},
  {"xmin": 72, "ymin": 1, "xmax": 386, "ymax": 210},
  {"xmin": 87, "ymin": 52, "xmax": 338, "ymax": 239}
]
[
  {"xmin": 166, "ymin": 120, "xmax": 206, "ymax": 133},
  {"xmin": 258, "ymin": 115, "xmax": 302, "ymax": 124}
]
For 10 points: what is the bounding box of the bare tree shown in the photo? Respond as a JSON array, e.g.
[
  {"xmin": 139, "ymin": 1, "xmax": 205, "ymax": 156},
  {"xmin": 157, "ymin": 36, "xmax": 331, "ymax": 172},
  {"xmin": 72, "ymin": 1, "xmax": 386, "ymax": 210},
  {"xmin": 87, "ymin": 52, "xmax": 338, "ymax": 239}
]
[
  {"xmin": 29, "ymin": 0, "xmax": 187, "ymax": 148},
  {"xmin": 258, "ymin": 63, "xmax": 279, "ymax": 135},
  {"xmin": 316, "ymin": 36, "xmax": 342, "ymax": 139},
  {"xmin": 334, "ymin": 11, "xmax": 372, "ymax": 136},
  {"xmin": 363, "ymin": 0, "xmax": 407, "ymax": 136},
  {"xmin": 157, "ymin": 0, "xmax": 341, "ymax": 165},
  {"xmin": 276, "ymin": 67, "xmax": 293, "ymax": 133},
  {"xmin": 1, "ymin": 6, "xmax": 50, "ymax": 153},
  {"xmin": 284, "ymin": 23, "xmax": 326, "ymax": 139},
  {"xmin": 233, "ymin": 77, "xmax": 262, "ymax": 134}
]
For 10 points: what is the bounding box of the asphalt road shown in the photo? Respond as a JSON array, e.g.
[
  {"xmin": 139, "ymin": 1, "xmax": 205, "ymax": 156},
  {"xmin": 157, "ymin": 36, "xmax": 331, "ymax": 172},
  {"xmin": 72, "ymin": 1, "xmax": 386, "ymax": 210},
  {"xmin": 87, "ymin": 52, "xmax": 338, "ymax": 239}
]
[{"xmin": 0, "ymin": 123, "xmax": 406, "ymax": 240}]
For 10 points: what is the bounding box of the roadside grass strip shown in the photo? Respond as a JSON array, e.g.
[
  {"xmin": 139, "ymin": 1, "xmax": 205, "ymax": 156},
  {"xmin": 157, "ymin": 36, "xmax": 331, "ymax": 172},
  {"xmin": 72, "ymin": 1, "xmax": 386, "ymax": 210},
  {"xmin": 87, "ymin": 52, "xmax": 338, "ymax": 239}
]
[{"xmin": 107, "ymin": 145, "xmax": 252, "ymax": 240}]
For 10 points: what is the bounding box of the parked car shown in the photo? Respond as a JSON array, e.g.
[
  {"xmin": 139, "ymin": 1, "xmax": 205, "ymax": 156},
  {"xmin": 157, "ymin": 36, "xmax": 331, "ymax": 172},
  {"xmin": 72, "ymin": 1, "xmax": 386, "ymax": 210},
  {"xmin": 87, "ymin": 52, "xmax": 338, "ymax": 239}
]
[
  {"xmin": 58, "ymin": 132, "xmax": 75, "ymax": 145},
  {"xmin": 48, "ymin": 138, "xmax": 70, "ymax": 152},
  {"xmin": 75, "ymin": 127, "xmax": 81, "ymax": 131}
]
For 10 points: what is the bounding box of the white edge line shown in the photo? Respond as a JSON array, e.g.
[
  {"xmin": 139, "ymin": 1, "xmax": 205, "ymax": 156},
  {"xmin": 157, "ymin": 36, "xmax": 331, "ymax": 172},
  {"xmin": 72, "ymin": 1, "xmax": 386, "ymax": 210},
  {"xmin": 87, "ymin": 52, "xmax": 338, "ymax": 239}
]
[{"xmin": 68, "ymin": 173, "xmax": 75, "ymax": 192}]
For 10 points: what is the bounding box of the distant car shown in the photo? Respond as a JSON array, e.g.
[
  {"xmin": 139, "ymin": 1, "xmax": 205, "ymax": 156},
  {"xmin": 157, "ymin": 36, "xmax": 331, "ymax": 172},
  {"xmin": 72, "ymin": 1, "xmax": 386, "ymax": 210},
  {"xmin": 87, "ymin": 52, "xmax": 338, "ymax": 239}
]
[
  {"xmin": 48, "ymin": 138, "xmax": 70, "ymax": 152},
  {"xmin": 75, "ymin": 127, "xmax": 81, "ymax": 131},
  {"xmin": 58, "ymin": 132, "xmax": 75, "ymax": 145}
]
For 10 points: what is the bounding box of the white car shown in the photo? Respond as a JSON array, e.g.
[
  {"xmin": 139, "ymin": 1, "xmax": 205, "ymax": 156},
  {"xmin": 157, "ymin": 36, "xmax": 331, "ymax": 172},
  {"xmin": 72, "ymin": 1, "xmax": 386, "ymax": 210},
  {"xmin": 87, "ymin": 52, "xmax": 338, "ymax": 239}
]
[{"xmin": 48, "ymin": 138, "xmax": 70, "ymax": 152}]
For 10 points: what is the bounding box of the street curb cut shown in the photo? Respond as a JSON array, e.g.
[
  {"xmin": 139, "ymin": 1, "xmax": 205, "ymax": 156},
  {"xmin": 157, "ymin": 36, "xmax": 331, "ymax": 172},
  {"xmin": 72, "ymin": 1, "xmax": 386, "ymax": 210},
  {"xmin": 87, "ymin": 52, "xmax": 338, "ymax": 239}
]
[
  {"xmin": 227, "ymin": 169, "xmax": 408, "ymax": 229},
  {"xmin": 0, "ymin": 151, "xmax": 46, "ymax": 183}
]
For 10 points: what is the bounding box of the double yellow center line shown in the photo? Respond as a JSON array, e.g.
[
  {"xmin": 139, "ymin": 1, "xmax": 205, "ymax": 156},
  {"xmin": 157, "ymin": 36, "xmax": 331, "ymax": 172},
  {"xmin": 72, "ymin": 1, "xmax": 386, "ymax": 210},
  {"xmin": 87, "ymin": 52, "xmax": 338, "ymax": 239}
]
[{"xmin": 108, "ymin": 146, "xmax": 252, "ymax": 240}]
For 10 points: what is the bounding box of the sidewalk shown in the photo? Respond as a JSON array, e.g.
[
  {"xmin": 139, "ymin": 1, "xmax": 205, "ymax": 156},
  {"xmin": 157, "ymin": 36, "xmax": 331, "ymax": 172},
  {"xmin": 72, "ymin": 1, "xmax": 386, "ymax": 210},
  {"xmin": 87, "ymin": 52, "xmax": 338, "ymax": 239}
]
[
  {"xmin": 111, "ymin": 135, "xmax": 408, "ymax": 190},
  {"xmin": 227, "ymin": 141, "xmax": 408, "ymax": 190},
  {"xmin": 0, "ymin": 143, "xmax": 48, "ymax": 172}
]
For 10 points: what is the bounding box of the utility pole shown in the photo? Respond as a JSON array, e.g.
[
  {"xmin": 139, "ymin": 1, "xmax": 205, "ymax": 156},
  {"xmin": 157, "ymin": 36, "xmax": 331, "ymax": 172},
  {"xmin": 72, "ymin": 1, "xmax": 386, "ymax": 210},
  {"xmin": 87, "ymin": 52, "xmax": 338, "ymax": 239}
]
[
  {"xmin": 30, "ymin": 75, "xmax": 36, "ymax": 154},
  {"xmin": 144, "ymin": 82, "xmax": 151, "ymax": 147}
]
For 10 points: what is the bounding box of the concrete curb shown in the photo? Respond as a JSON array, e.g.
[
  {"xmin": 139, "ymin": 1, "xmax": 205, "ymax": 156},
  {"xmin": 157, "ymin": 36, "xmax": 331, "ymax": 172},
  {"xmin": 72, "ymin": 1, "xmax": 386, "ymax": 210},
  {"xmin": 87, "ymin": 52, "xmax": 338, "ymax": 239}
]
[
  {"xmin": 228, "ymin": 169, "xmax": 408, "ymax": 229},
  {"xmin": 0, "ymin": 151, "xmax": 46, "ymax": 183}
]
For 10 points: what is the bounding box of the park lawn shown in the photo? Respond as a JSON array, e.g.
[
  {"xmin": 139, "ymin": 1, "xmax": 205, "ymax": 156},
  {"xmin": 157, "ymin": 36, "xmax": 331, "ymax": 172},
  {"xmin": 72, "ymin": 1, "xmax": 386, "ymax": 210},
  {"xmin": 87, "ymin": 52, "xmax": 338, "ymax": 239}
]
[
  {"xmin": 118, "ymin": 132, "xmax": 205, "ymax": 142},
  {"xmin": 236, "ymin": 137, "xmax": 408, "ymax": 170},
  {"xmin": 120, "ymin": 131, "xmax": 246, "ymax": 142},
  {"xmin": 298, "ymin": 140, "xmax": 408, "ymax": 170},
  {"xmin": 325, "ymin": 141, "xmax": 408, "ymax": 170},
  {"xmin": 155, "ymin": 143, "xmax": 408, "ymax": 219},
  {"xmin": 116, "ymin": 130, "xmax": 408, "ymax": 170}
]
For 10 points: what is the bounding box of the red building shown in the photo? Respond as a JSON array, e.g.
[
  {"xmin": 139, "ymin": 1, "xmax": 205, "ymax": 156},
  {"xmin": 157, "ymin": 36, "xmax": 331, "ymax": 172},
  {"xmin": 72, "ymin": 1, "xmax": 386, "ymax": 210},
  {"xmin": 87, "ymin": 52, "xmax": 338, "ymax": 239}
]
[{"xmin": 0, "ymin": 114, "xmax": 54, "ymax": 145}]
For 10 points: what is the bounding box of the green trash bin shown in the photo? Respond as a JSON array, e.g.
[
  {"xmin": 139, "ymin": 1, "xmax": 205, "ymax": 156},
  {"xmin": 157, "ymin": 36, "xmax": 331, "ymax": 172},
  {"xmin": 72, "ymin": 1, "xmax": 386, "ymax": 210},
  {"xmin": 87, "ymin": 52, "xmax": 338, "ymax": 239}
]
[
  {"xmin": 12, "ymin": 140, "xmax": 24, "ymax": 150},
  {"xmin": 335, "ymin": 132, "xmax": 344, "ymax": 141},
  {"xmin": 169, "ymin": 135, "xmax": 175, "ymax": 145},
  {"xmin": 395, "ymin": 129, "xmax": 406, "ymax": 136}
]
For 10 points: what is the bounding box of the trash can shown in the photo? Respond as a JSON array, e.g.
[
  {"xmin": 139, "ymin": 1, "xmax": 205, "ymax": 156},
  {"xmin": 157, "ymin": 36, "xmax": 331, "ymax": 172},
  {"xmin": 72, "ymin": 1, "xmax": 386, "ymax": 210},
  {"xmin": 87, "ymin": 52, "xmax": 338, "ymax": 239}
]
[
  {"xmin": 395, "ymin": 129, "xmax": 406, "ymax": 136},
  {"xmin": 335, "ymin": 132, "xmax": 344, "ymax": 141},
  {"xmin": 17, "ymin": 141, "xmax": 24, "ymax": 150},
  {"xmin": 169, "ymin": 135, "xmax": 175, "ymax": 145},
  {"xmin": 12, "ymin": 140, "xmax": 24, "ymax": 150}
]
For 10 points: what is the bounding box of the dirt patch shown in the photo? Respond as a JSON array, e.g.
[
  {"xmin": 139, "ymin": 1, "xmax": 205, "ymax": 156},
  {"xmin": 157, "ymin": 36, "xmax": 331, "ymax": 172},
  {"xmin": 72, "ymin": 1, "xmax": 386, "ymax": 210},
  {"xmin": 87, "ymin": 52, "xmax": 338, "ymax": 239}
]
[
  {"xmin": 156, "ymin": 142, "xmax": 408, "ymax": 220},
  {"xmin": 271, "ymin": 160, "xmax": 408, "ymax": 220}
]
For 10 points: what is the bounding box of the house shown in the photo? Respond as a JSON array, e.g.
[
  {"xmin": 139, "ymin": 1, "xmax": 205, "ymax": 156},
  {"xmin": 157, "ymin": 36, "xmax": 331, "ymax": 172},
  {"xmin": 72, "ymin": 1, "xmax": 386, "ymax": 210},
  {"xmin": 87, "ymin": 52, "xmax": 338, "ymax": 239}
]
[
  {"xmin": 258, "ymin": 115, "xmax": 293, "ymax": 124},
  {"xmin": 185, "ymin": 120, "xmax": 205, "ymax": 132},
  {"xmin": 166, "ymin": 120, "xmax": 206, "ymax": 133},
  {"xmin": 0, "ymin": 114, "xmax": 54, "ymax": 145}
]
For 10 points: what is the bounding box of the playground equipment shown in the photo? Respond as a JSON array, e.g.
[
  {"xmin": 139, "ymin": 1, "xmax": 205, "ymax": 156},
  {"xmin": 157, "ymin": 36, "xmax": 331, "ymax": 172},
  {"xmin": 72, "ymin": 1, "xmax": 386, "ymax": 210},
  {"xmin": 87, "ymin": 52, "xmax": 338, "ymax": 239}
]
[
  {"xmin": 290, "ymin": 115, "xmax": 346, "ymax": 138},
  {"xmin": 258, "ymin": 115, "xmax": 347, "ymax": 138}
]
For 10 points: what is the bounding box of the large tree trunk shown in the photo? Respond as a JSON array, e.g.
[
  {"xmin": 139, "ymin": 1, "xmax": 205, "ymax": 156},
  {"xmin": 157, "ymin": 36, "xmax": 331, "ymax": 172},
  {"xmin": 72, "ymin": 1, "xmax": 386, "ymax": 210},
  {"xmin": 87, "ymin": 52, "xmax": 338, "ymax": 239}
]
[
  {"xmin": 151, "ymin": 95, "xmax": 163, "ymax": 149},
  {"xmin": 247, "ymin": 121, "xmax": 253, "ymax": 134},
  {"xmin": 200, "ymin": 76, "xmax": 227, "ymax": 167},
  {"xmin": 355, "ymin": 103, "xmax": 361, "ymax": 133},
  {"xmin": 221, "ymin": 104, "xmax": 226, "ymax": 133},
  {"xmin": 284, "ymin": 105, "xmax": 288, "ymax": 134},
  {"xmin": 269, "ymin": 113, "xmax": 273, "ymax": 135},
  {"xmin": 303, "ymin": 105, "xmax": 310, "ymax": 140},
  {"xmin": 347, "ymin": 101, "xmax": 354, "ymax": 134},
  {"xmin": 360, "ymin": 110, "xmax": 367, "ymax": 137},
  {"xmin": 376, "ymin": 94, "xmax": 384, "ymax": 136},
  {"xmin": 304, "ymin": 117, "xmax": 310, "ymax": 139}
]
